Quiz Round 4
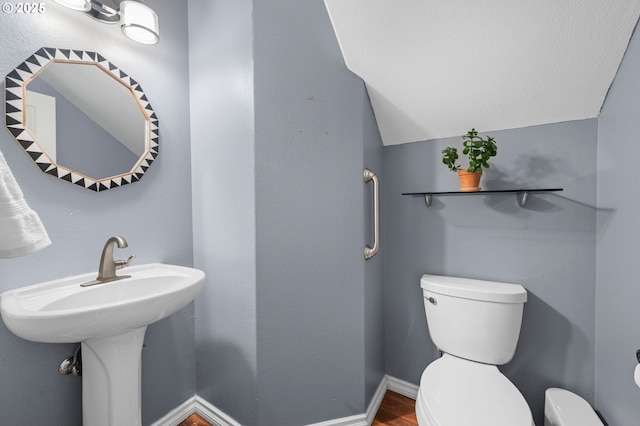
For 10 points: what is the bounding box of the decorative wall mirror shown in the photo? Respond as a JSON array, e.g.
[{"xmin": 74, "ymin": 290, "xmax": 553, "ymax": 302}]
[{"xmin": 4, "ymin": 48, "xmax": 158, "ymax": 191}]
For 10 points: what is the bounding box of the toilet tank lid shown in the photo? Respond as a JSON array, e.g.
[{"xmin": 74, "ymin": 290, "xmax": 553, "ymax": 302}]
[{"xmin": 421, "ymin": 274, "xmax": 527, "ymax": 303}]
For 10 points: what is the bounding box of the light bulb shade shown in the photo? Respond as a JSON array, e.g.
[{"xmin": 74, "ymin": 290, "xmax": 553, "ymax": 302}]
[
  {"xmin": 120, "ymin": 1, "xmax": 159, "ymax": 45},
  {"xmin": 53, "ymin": 0, "xmax": 91, "ymax": 11}
]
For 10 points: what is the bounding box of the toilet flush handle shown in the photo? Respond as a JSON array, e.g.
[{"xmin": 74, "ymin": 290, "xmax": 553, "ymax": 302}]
[{"xmin": 427, "ymin": 296, "xmax": 437, "ymax": 305}]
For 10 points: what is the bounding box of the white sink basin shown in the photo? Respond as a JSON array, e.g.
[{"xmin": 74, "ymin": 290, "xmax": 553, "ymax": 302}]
[
  {"xmin": 0, "ymin": 263, "xmax": 204, "ymax": 343},
  {"xmin": 0, "ymin": 262, "xmax": 205, "ymax": 426}
]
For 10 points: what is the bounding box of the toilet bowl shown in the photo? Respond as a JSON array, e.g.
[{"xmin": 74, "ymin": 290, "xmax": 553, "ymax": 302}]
[
  {"xmin": 416, "ymin": 353, "xmax": 534, "ymax": 426},
  {"xmin": 416, "ymin": 274, "xmax": 534, "ymax": 426},
  {"xmin": 544, "ymin": 388, "xmax": 604, "ymax": 426}
]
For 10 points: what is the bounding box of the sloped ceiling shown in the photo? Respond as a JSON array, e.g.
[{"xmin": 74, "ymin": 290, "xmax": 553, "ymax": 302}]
[{"xmin": 324, "ymin": 1, "xmax": 640, "ymax": 145}]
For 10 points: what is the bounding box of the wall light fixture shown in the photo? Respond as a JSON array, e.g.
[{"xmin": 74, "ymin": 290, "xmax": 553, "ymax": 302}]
[
  {"xmin": 53, "ymin": 0, "xmax": 159, "ymax": 44},
  {"xmin": 53, "ymin": 0, "xmax": 91, "ymax": 12}
]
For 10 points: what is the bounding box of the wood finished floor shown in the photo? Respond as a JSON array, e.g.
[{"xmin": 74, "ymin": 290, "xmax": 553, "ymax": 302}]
[
  {"xmin": 371, "ymin": 391, "xmax": 418, "ymax": 426},
  {"xmin": 179, "ymin": 413, "xmax": 212, "ymax": 426},
  {"xmin": 178, "ymin": 390, "xmax": 417, "ymax": 426}
]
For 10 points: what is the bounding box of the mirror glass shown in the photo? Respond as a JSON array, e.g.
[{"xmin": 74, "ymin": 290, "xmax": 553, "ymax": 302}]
[{"xmin": 4, "ymin": 48, "xmax": 158, "ymax": 191}]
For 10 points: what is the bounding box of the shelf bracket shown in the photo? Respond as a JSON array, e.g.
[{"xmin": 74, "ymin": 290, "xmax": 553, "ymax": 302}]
[
  {"xmin": 404, "ymin": 188, "xmax": 562, "ymax": 209},
  {"xmin": 516, "ymin": 191, "xmax": 529, "ymax": 208},
  {"xmin": 425, "ymin": 191, "xmax": 531, "ymax": 207}
]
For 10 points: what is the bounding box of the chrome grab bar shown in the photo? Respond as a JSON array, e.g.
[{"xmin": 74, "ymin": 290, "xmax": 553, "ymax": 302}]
[{"xmin": 364, "ymin": 168, "xmax": 379, "ymax": 260}]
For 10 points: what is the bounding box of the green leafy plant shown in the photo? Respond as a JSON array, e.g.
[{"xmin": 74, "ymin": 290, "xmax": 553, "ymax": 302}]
[
  {"xmin": 441, "ymin": 128, "xmax": 497, "ymax": 173},
  {"xmin": 442, "ymin": 146, "xmax": 460, "ymax": 172}
]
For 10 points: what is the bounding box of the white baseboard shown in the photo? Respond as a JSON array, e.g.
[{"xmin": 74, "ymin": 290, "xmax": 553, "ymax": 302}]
[
  {"xmin": 150, "ymin": 397, "xmax": 196, "ymax": 426},
  {"xmin": 151, "ymin": 375, "xmax": 418, "ymax": 426},
  {"xmin": 150, "ymin": 395, "xmax": 242, "ymax": 426},
  {"xmin": 363, "ymin": 375, "xmax": 390, "ymax": 425},
  {"xmin": 193, "ymin": 395, "xmax": 243, "ymax": 426},
  {"xmin": 384, "ymin": 374, "xmax": 419, "ymax": 399},
  {"xmin": 305, "ymin": 413, "xmax": 369, "ymax": 426}
]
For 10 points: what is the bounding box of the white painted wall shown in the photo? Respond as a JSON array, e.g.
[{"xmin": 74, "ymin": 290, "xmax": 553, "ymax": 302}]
[{"xmin": 325, "ymin": 0, "xmax": 640, "ymax": 145}]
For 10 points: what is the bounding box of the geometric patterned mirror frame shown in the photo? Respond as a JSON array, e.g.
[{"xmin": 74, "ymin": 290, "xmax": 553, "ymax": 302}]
[{"xmin": 4, "ymin": 47, "xmax": 158, "ymax": 191}]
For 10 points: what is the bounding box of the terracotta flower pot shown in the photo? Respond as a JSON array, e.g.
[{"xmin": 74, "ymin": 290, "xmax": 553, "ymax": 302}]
[{"xmin": 458, "ymin": 170, "xmax": 482, "ymax": 192}]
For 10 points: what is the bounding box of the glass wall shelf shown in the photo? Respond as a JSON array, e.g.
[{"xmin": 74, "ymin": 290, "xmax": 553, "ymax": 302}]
[{"xmin": 401, "ymin": 188, "xmax": 563, "ymax": 208}]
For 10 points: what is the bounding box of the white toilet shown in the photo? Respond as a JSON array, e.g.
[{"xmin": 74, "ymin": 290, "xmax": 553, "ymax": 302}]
[
  {"xmin": 416, "ymin": 274, "xmax": 605, "ymax": 426},
  {"xmin": 416, "ymin": 274, "xmax": 534, "ymax": 426},
  {"xmin": 544, "ymin": 388, "xmax": 604, "ymax": 426}
]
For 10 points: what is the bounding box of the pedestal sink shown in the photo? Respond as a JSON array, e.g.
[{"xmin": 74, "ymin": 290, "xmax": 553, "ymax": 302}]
[{"xmin": 0, "ymin": 263, "xmax": 205, "ymax": 426}]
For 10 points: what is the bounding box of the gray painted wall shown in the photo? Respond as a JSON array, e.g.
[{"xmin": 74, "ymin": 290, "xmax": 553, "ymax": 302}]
[
  {"xmin": 363, "ymin": 88, "xmax": 386, "ymax": 405},
  {"xmin": 189, "ymin": 0, "xmax": 258, "ymax": 424},
  {"xmin": 382, "ymin": 120, "xmax": 598, "ymax": 425},
  {"xmin": 190, "ymin": 0, "xmax": 385, "ymax": 424},
  {"xmin": 253, "ymin": 1, "xmax": 384, "ymax": 424},
  {"xmin": 596, "ymin": 19, "xmax": 640, "ymax": 426},
  {"xmin": 9, "ymin": 2, "xmax": 635, "ymax": 426},
  {"xmin": 0, "ymin": 2, "xmax": 194, "ymax": 425}
]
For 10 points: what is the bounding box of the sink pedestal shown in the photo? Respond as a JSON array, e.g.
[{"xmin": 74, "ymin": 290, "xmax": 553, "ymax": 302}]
[{"xmin": 81, "ymin": 327, "xmax": 148, "ymax": 426}]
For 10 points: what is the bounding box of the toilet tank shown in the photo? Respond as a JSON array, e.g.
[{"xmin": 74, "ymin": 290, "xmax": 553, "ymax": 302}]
[{"xmin": 421, "ymin": 275, "xmax": 527, "ymax": 365}]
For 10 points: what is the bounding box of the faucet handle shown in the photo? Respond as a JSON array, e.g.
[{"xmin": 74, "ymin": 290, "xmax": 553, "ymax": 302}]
[{"xmin": 115, "ymin": 254, "xmax": 135, "ymax": 270}]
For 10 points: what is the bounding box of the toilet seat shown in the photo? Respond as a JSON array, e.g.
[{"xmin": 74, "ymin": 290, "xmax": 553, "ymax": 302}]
[{"xmin": 416, "ymin": 354, "xmax": 534, "ymax": 426}]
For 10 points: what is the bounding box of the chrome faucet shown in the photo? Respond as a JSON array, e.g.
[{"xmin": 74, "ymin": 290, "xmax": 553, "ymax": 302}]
[{"xmin": 81, "ymin": 236, "xmax": 135, "ymax": 287}]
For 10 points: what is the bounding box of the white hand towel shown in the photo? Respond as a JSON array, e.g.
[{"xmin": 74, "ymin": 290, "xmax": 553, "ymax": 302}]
[{"xmin": 0, "ymin": 150, "xmax": 51, "ymax": 258}]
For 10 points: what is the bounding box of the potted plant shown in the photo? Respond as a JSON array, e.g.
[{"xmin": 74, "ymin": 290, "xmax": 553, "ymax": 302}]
[{"xmin": 442, "ymin": 128, "xmax": 497, "ymax": 192}]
